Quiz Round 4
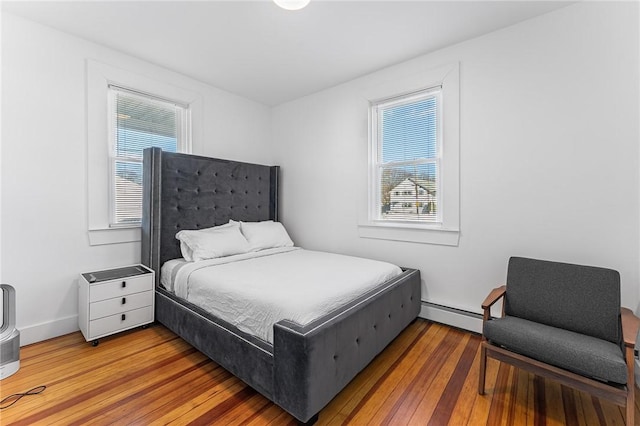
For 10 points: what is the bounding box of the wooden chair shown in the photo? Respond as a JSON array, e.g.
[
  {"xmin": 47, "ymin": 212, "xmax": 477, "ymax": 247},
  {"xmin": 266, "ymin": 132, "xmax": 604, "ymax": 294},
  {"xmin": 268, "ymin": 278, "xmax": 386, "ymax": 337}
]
[{"xmin": 479, "ymin": 257, "xmax": 640, "ymax": 425}]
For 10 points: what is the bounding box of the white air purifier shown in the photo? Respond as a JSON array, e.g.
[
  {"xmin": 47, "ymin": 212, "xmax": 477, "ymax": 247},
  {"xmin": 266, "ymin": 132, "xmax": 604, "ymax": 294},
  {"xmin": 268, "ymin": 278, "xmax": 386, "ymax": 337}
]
[{"xmin": 0, "ymin": 284, "xmax": 20, "ymax": 380}]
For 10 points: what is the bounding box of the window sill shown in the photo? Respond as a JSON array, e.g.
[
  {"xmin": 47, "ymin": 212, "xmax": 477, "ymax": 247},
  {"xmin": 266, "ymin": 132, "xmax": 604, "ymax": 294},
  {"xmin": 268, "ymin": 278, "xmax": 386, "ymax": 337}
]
[
  {"xmin": 358, "ymin": 222, "xmax": 459, "ymax": 246},
  {"xmin": 88, "ymin": 226, "xmax": 141, "ymax": 246}
]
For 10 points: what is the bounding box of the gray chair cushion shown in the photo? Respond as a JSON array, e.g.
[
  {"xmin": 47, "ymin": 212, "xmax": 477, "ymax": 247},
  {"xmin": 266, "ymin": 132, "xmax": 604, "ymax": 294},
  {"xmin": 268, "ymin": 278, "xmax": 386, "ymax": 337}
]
[
  {"xmin": 504, "ymin": 257, "xmax": 621, "ymax": 344},
  {"xmin": 484, "ymin": 316, "xmax": 627, "ymax": 385}
]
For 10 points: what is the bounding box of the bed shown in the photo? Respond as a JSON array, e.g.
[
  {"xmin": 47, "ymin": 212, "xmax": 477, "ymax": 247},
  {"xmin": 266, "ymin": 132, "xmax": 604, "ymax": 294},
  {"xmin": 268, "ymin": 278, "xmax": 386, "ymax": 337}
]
[{"xmin": 141, "ymin": 147, "xmax": 421, "ymax": 423}]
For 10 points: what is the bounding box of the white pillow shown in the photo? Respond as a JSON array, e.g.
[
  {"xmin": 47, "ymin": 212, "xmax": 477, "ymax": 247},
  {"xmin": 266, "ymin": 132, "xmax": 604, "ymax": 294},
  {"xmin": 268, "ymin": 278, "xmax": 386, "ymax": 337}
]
[
  {"xmin": 175, "ymin": 222, "xmax": 250, "ymax": 262},
  {"xmin": 179, "ymin": 241, "xmax": 195, "ymax": 263},
  {"xmin": 238, "ymin": 220, "xmax": 294, "ymax": 252},
  {"xmin": 177, "ymin": 222, "xmax": 235, "ymax": 261}
]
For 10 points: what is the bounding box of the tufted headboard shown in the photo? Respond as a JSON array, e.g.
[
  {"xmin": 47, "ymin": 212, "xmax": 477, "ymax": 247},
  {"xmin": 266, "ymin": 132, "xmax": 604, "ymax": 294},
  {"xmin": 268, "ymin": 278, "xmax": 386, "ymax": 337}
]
[{"xmin": 141, "ymin": 147, "xmax": 279, "ymax": 285}]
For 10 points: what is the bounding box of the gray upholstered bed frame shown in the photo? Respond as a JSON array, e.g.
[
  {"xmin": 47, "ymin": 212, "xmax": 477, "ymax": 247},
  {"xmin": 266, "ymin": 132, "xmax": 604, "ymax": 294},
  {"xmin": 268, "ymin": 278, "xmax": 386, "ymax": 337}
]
[{"xmin": 140, "ymin": 147, "xmax": 421, "ymax": 423}]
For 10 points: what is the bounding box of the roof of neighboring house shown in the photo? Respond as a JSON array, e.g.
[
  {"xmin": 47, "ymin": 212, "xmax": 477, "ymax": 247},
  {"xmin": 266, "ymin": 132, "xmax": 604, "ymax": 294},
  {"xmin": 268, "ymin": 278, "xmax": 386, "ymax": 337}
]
[
  {"xmin": 392, "ymin": 177, "xmax": 436, "ymax": 194},
  {"xmin": 114, "ymin": 176, "xmax": 143, "ymax": 222}
]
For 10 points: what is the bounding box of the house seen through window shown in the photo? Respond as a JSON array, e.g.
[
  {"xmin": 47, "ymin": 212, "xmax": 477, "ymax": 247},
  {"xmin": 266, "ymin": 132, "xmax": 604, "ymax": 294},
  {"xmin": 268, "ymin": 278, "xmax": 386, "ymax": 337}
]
[
  {"xmin": 109, "ymin": 86, "xmax": 189, "ymax": 226},
  {"xmin": 372, "ymin": 88, "xmax": 441, "ymax": 223}
]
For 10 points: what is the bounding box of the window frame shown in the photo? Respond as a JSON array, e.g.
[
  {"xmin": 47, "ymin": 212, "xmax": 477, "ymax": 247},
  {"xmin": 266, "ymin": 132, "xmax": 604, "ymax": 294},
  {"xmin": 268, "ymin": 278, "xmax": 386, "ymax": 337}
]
[
  {"xmin": 359, "ymin": 62, "xmax": 460, "ymax": 246},
  {"xmin": 87, "ymin": 60, "xmax": 201, "ymax": 245},
  {"xmin": 370, "ymin": 87, "xmax": 443, "ymax": 224}
]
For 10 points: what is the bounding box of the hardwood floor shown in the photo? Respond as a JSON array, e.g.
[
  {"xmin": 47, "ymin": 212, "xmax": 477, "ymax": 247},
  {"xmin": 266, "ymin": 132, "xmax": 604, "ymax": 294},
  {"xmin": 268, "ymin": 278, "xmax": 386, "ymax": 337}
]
[{"xmin": 1, "ymin": 319, "xmax": 638, "ymax": 425}]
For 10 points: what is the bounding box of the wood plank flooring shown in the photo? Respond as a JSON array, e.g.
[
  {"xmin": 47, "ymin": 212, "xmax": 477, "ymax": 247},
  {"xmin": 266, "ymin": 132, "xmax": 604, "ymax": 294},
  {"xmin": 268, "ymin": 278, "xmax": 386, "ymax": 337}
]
[{"xmin": 1, "ymin": 319, "xmax": 638, "ymax": 425}]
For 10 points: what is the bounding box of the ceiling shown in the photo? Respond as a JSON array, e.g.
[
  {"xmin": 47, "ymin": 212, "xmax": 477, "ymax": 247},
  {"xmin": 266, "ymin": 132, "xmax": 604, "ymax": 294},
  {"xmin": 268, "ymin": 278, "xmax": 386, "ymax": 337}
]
[{"xmin": 2, "ymin": 0, "xmax": 574, "ymax": 106}]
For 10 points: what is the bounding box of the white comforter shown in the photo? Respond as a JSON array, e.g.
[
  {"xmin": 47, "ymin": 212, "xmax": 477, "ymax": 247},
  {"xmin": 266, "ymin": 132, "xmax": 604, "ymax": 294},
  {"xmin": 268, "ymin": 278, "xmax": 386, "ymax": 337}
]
[{"xmin": 161, "ymin": 248, "xmax": 402, "ymax": 343}]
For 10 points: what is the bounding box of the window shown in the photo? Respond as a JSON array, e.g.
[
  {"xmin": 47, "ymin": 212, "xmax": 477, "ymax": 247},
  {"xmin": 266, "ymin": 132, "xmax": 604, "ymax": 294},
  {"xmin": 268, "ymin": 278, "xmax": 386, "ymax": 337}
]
[
  {"xmin": 108, "ymin": 86, "xmax": 189, "ymax": 226},
  {"xmin": 371, "ymin": 88, "xmax": 441, "ymax": 223},
  {"xmin": 87, "ymin": 59, "xmax": 201, "ymax": 245},
  {"xmin": 359, "ymin": 62, "xmax": 459, "ymax": 246}
]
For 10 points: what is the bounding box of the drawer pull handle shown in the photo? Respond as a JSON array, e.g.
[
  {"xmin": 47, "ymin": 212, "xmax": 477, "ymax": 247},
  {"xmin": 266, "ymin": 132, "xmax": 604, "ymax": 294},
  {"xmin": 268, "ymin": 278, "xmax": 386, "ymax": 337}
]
[
  {"xmin": 121, "ymin": 314, "xmax": 126, "ymax": 321},
  {"xmin": 122, "ymin": 297, "xmax": 126, "ymax": 305},
  {"xmin": 121, "ymin": 281, "xmax": 126, "ymax": 288}
]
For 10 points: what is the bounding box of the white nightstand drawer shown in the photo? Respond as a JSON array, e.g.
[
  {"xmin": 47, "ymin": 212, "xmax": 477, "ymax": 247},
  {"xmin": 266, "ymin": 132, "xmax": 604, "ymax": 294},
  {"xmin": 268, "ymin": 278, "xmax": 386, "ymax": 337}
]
[
  {"xmin": 89, "ymin": 306, "xmax": 153, "ymax": 338},
  {"xmin": 89, "ymin": 275, "xmax": 152, "ymax": 302},
  {"xmin": 90, "ymin": 291, "xmax": 153, "ymax": 320}
]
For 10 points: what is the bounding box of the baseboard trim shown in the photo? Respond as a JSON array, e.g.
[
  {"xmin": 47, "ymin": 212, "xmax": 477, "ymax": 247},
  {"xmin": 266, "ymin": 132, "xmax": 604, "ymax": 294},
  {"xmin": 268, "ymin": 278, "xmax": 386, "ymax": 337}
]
[
  {"xmin": 419, "ymin": 301, "xmax": 483, "ymax": 334},
  {"xmin": 21, "ymin": 302, "xmax": 480, "ymax": 346},
  {"xmin": 19, "ymin": 315, "xmax": 79, "ymax": 346}
]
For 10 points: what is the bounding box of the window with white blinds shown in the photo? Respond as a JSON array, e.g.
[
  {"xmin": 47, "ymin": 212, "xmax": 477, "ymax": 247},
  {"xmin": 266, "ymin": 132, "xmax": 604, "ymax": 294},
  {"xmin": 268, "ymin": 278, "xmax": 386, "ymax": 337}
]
[
  {"xmin": 371, "ymin": 88, "xmax": 441, "ymax": 223},
  {"xmin": 108, "ymin": 86, "xmax": 189, "ymax": 226}
]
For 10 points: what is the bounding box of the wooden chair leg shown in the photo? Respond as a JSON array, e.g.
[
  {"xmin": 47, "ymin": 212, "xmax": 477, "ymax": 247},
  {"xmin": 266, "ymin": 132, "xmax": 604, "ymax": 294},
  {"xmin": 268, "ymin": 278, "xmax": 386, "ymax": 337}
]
[
  {"xmin": 478, "ymin": 342, "xmax": 487, "ymax": 395},
  {"xmin": 625, "ymin": 346, "xmax": 635, "ymax": 426}
]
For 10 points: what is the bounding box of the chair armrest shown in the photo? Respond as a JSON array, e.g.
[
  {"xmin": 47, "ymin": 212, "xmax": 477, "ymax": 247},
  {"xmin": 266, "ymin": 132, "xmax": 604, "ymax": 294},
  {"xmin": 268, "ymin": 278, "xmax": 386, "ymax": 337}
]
[
  {"xmin": 621, "ymin": 307, "xmax": 640, "ymax": 348},
  {"xmin": 482, "ymin": 285, "xmax": 506, "ymax": 310},
  {"xmin": 481, "ymin": 285, "xmax": 506, "ymax": 323}
]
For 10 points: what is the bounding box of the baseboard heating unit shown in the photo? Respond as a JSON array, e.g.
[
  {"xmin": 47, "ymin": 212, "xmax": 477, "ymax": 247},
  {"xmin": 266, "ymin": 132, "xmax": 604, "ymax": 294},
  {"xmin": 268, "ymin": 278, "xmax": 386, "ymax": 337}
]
[{"xmin": 420, "ymin": 301, "xmax": 483, "ymax": 334}]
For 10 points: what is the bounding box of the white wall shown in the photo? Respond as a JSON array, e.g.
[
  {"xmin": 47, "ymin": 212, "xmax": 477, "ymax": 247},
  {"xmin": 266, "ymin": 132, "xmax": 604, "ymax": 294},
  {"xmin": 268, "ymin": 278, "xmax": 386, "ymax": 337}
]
[
  {"xmin": 1, "ymin": 13, "xmax": 273, "ymax": 344},
  {"xmin": 272, "ymin": 2, "xmax": 640, "ymax": 317},
  {"xmin": 0, "ymin": 7, "xmax": 3, "ymax": 297}
]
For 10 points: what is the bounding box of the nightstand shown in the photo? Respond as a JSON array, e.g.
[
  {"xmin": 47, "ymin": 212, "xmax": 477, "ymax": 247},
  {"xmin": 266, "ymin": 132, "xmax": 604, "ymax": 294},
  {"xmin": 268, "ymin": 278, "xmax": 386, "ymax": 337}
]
[{"xmin": 78, "ymin": 264, "xmax": 155, "ymax": 346}]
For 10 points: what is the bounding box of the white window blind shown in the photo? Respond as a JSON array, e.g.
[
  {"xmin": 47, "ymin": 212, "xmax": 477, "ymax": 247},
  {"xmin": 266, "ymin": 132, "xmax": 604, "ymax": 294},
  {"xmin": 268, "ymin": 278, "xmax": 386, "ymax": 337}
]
[
  {"xmin": 372, "ymin": 88, "xmax": 441, "ymax": 223},
  {"xmin": 108, "ymin": 86, "xmax": 189, "ymax": 226}
]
